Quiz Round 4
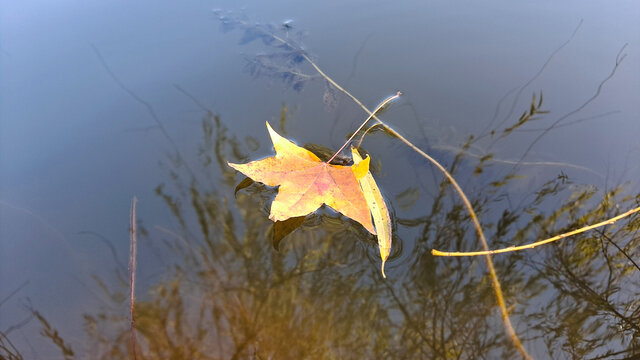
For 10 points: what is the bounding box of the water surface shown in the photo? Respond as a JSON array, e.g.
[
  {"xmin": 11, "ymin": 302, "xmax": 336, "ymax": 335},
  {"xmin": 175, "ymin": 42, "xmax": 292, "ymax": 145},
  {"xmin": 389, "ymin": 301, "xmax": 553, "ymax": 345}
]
[{"xmin": 1, "ymin": 1, "xmax": 639, "ymax": 358}]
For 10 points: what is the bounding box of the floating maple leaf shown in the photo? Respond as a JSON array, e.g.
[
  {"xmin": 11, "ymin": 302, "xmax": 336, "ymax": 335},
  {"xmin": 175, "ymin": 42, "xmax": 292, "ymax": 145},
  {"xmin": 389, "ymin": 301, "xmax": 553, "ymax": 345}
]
[{"xmin": 228, "ymin": 122, "xmax": 375, "ymax": 234}]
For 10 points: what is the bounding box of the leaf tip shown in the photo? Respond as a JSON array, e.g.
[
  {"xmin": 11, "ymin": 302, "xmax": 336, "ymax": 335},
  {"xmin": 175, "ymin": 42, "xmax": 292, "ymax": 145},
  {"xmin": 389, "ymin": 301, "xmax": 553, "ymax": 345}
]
[
  {"xmin": 265, "ymin": 121, "xmax": 275, "ymax": 138},
  {"xmin": 352, "ymin": 155, "xmax": 370, "ymax": 180}
]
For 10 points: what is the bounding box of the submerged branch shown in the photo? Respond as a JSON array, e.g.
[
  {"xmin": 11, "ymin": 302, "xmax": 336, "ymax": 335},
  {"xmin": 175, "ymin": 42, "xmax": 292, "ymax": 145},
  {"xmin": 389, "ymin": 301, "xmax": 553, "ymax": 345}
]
[
  {"xmin": 484, "ymin": 19, "xmax": 583, "ymax": 138},
  {"xmin": 92, "ymin": 45, "xmax": 200, "ymax": 185},
  {"xmin": 515, "ymin": 43, "xmax": 628, "ymax": 168}
]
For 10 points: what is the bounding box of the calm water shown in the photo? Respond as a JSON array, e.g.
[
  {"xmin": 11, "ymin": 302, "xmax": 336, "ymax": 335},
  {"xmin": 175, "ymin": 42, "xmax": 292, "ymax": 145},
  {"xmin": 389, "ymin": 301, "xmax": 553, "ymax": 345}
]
[{"xmin": 1, "ymin": 1, "xmax": 639, "ymax": 359}]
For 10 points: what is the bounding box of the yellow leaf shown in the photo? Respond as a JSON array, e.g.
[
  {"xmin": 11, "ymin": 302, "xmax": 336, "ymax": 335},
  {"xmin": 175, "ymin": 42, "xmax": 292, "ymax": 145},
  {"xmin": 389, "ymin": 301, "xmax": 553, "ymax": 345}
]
[
  {"xmin": 351, "ymin": 147, "xmax": 392, "ymax": 278},
  {"xmin": 352, "ymin": 155, "xmax": 370, "ymax": 180},
  {"xmin": 228, "ymin": 122, "xmax": 376, "ymax": 235}
]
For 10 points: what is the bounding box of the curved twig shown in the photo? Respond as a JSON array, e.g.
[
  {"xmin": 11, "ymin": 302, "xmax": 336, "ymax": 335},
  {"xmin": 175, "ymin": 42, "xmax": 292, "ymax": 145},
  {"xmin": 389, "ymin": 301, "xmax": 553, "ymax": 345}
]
[{"xmin": 432, "ymin": 205, "xmax": 640, "ymax": 257}]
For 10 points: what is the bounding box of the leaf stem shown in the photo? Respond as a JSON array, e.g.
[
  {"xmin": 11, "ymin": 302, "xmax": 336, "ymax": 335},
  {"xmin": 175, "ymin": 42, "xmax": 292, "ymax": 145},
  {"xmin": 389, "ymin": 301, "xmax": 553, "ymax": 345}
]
[{"xmin": 326, "ymin": 91, "xmax": 402, "ymax": 165}]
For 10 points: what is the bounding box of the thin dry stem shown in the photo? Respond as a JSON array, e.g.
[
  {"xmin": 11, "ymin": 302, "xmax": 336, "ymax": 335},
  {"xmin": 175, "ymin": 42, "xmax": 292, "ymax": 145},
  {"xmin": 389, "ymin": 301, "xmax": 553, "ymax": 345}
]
[
  {"xmin": 433, "ymin": 205, "xmax": 640, "ymax": 257},
  {"xmin": 129, "ymin": 196, "xmax": 139, "ymax": 360}
]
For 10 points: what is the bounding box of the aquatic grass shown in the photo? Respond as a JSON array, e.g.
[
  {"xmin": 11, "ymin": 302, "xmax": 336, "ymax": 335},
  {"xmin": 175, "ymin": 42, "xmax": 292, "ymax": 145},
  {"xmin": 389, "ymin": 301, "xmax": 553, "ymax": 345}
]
[
  {"xmin": 0, "ymin": 282, "xmax": 31, "ymax": 360},
  {"xmin": 26, "ymin": 304, "xmax": 74, "ymax": 360}
]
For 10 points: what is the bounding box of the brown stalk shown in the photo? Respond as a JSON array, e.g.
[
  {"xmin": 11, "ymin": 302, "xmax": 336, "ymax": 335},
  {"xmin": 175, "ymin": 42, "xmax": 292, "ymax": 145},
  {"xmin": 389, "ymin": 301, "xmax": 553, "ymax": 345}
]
[{"xmin": 129, "ymin": 196, "xmax": 139, "ymax": 360}]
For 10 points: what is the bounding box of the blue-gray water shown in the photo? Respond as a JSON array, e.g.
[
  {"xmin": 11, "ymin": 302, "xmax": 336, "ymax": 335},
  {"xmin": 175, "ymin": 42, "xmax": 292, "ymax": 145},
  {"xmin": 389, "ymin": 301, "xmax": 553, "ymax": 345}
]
[{"xmin": 1, "ymin": 1, "xmax": 639, "ymax": 358}]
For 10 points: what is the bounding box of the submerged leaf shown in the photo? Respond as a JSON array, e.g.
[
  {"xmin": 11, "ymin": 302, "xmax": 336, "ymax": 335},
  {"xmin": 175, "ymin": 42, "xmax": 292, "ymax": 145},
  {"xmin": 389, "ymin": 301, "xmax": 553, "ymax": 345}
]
[
  {"xmin": 228, "ymin": 122, "xmax": 375, "ymax": 234},
  {"xmin": 352, "ymin": 147, "xmax": 392, "ymax": 278}
]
